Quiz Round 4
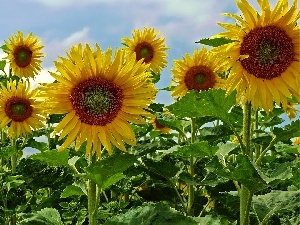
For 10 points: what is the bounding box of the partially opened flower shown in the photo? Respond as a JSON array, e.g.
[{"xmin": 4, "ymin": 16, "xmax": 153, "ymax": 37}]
[
  {"xmin": 152, "ymin": 117, "xmax": 171, "ymax": 134},
  {"xmin": 294, "ymin": 137, "xmax": 300, "ymax": 146},
  {"xmin": 213, "ymin": 0, "xmax": 300, "ymax": 112},
  {"xmin": 122, "ymin": 27, "xmax": 169, "ymax": 74},
  {"xmin": 40, "ymin": 44, "xmax": 156, "ymax": 157},
  {"xmin": 5, "ymin": 31, "xmax": 44, "ymax": 78},
  {"xmin": 171, "ymin": 47, "xmax": 225, "ymax": 99},
  {"xmin": 286, "ymin": 102, "xmax": 299, "ymax": 120},
  {"xmin": 0, "ymin": 80, "xmax": 46, "ymax": 138}
]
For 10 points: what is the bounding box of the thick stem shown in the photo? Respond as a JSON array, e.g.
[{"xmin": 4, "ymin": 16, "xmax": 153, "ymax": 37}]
[
  {"xmin": 240, "ymin": 102, "xmax": 253, "ymax": 225},
  {"xmin": 187, "ymin": 118, "xmax": 197, "ymax": 216},
  {"xmin": 11, "ymin": 139, "xmax": 17, "ymax": 174},
  {"xmin": 10, "ymin": 139, "xmax": 17, "ymax": 225},
  {"xmin": 240, "ymin": 185, "xmax": 252, "ymax": 225},
  {"xmin": 88, "ymin": 154, "xmax": 97, "ymax": 225},
  {"xmin": 242, "ymin": 102, "xmax": 251, "ymax": 156}
]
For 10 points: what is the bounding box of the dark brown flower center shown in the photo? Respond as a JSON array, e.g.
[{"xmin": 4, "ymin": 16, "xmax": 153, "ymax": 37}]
[
  {"xmin": 13, "ymin": 45, "xmax": 33, "ymax": 67},
  {"xmin": 5, "ymin": 97, "xmax": 33, "ymax": 122},
  {"xmin": 70, "ymin": 78, "xmax": 123, "ymax": 126},
  {"xmin": 134, "ymin": 42, "xmax": 154, "ymax": 63},
  {"xmin": 184, "ymin": 65, "xmax": 216, "ymax": 91},
  {"xmin": 240, "ymin": 26, "xmax": 294, "ymax": 80},
  {"xmin": 154, "ymin": 118, "xmax": 165, "ymax": 129}
]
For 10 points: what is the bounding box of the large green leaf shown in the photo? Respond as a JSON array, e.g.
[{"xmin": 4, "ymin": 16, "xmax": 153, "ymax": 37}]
[
  {"xmin": 85, "ymin": 153, "xmax": 137, "ymax": 190},
  {"xmin": 205, "ymin": 155, "xmax": 266, "ymax": 192},
  {"xmin": 143, "ymin": 159, "xmax": 180, "ymax": 179},
  {"xmin": 215, "ymin": 143, "xmax": 239, "ymax": 160},
  {"xmin": 253, "ymin": 190, "xmax": 300, "ymax": 224},
  {"xmin": 104, "ymin": 202, "xmax": 197, "ymax": 225},
  {"xmin": 167, "ymin": 89, "xmax": 237, "ymax": 125},
  {"xmin": 61, "ymin": 185, "xmax": 85, "ymax": 198},
  {"xmin": 195, "ymin": 37, "xmax": 235, "ymax": 47},
  {"xmin": 230, "ymin": 155, "xmax": 266, "ymax": 192},
  {"xmin": 193, "ymin": 215, "xmax": 237, "ymax": 225},
  {"xmin": 18, "ymin": 208, "xmax": 63, "ymax": 225},
  {"xmin": 167, "ymin": 141, "xmax": 219, "ymax": 159},
  {"xmin": 273, "ymin": 120, "xmax": 300, "ymax": 142},
  {"xmin": 30, "ymin": 150, "xmax": 70, "ymax": 166}
]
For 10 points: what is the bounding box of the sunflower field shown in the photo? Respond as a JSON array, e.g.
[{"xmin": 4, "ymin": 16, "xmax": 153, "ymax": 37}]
[{"xmin": 0, "ymin": 0, "xmax": 300, "ymax": 224}]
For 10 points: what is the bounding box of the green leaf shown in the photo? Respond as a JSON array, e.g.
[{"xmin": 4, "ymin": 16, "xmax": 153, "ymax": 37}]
[
  {"xmin": 30, "ymin": 150, "xmax": 69, "ymax": 166},
  {"xmin": 104, "ymin": 202, "xmax": 198, "ymax": 225},
  {"xmin": 155, "ymin": 112, "xmax": 188, "ymax": 133},
  {"xmin": 253, "ymin": 190, "xmax": 300, "ymax": 224},
  {"xmin": 230, "ymin": 155, "xmax": 266, "ymax": 192},
  {"xmin": 4, "ymin": 176, "xmax": 25, "ymax": 192},
  {"xmin": 195, "ymin": 37, "xmax": 235, "ymax": 47},
  {"xmin": 26, "ymin": 138, "xmax": 48, "ymax": 151},
  {"xmin": 206, "ymin": 155, "xmax": 266, "ymax": 191},
  {"xmin": 215, "ymin": 143, "xmax": 239, "ymax": 159},
  {"xmin": 0, "ymin": 60, "xmax": 6, "ymax": 71},
  {"xmin": 47, "ymin": 114, "xmax": 66, "ymax": 124},
  {"xmin": 0, "ymin": 146, "xmax": 17, "ymax": 160},
  {"xmin": 275, "ymin": 143, "xmax": 300, "ymax": 154},
  {"xmin": 143, "ymin": 159, "xmax": 180, "ymax": 179},
  {"xmin": 169, "ymin": 141, "xmax": 218, "ymax": 159},
  {"xmin": 258, "ymin": 162, "xmax": 294, "ymax": 187},
  {"xmin": 61, "ymin": 185, "xmax": 85, "ymax": 198},
  {"xmin": 273, "ymin": 120, "xmax": 300, "ymax": 142},
  {"xmin": 1, "ymin": 44, "xmax": 9, "ymax": 52},
  {"xmin": 167, "ymin": 89, "xmax": 236, "ymax": 125},
  {"xmin": 18, "ymin": 208, "xmax": 63, "ymax": 225},
  {"xmin": 193, "ymin": 215, "xmax": 236, "ymax": 225},
  {"xmin": 85, "ymin": 153, "xmax": 137, "ymax": 190}
]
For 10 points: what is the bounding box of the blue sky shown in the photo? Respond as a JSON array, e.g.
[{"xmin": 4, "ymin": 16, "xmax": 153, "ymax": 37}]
[
  {"xmin": 1, "ymin": 0, "xmax": 297, "ymax": 157},
  {"xmin": 2, "ymin": 0, "xmax": 240, "ymax": 104},
  {"xmin": 0, "ymin": 0, "xmax": 296, "ymax": 106}
]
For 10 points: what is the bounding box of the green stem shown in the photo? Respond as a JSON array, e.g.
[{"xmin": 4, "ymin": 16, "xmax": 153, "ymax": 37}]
[
  {"xmin": 242, "ymin": 102, "xmax": 251, "ymax": 156},
  {"xmin": 255, "ymin": 136, "xmax": 278, "ymax": 166},
  {"xmin": 10, "ymin": 139, "xmax": 17, "ymax": 225},
  {"xmin": 240, "ymin": 185, "xmax": 253, "ymax": 225},
  {"xmin": 240, "ymin": 102, "xmax": 253, "ymax": 225},
  {"xmin": 254, "ymin": 110, "xmax": 260, "ymax": 161},
  {"xmin": 187, "ymin": 117, "xmax": 197, "ymax": 216},
  {"xmin": 10, "ymin": 139, "xmax": 17, "ymax": 174},
  {"xmin": 88, "ymin": 153, "xmax": 97, "ymax": 225}
]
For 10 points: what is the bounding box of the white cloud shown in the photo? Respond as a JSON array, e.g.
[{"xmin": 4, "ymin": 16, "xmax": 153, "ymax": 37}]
[
  {"xmin": 25, "ymin": 0, "xmax": 118, "ymax": 7},
  {"xmin": 31, "ymin": 66, "xmax": 56, "ymax": 86},
  {"xmin": 43, "ymin": 27, "xmax": 92, "ymax": 67}
]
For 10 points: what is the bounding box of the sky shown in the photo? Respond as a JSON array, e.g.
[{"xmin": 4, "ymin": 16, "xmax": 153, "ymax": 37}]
[
  {"xmin": 1, "ymin": 0, "xmax": 292, "ymax": 104},
  {"xmin": 0, "ymin": 0, "xmax": 269, "ymax": 104},
  {"xmin": 1, "ymin": 0, "xmax": 297, "ymax": 157}
]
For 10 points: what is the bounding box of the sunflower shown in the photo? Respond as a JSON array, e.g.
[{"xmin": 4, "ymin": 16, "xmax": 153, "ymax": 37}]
[
  {"xmin": 294, "ymin": 137, "xmax": 300, "ymax": 146},
  {"xmin": 0, "ymin": 80, "xmax": 46, "ymax": 138},
  {"xmin": 213, "ymin": 0, "xmax": 300, "ymax": 112},
  {"xmin": 152, "ymin": 117, "xmax": 171, "ymax": 134},
  {"xmin": 171, "ymin": 47, "xmax": 225, "ymax": 99},
  {"xmin": 122, "ymin": 27, "xmax": 169, "ymax": 74},
  {"xmin": 5, "ymin": 31, "xmax": 44, "ymax": 78},
  {"xmin": 39, "ymin": 44, "xmax": 156, "ymax": 157},
  {"xmin": 286, "ymin": 102, "xmax": 299, "ymax": 120}
]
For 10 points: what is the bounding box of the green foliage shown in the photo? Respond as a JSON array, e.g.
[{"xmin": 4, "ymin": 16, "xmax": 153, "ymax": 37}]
[
  {"xmin": 273, "ymin": 120, "xmax": 300, "ymax": 143},
  {"xmin": 61, "ymin": 185, "xmax": 86, "ymax": 198},
  {"xmin": 30, "ymin": 150, "xmax": 70, "ymax": 166},
  {"xmin": 195, "ymin": 37, "xmax": 235, "ymax": 47},
  {"xmin": 18, "ymin": 208, "xmax": 63, "ymax": 225},
  {"xmin": 167, "ymin": 141, "xmax": 218, "ymax": 159},
  {"xmin": 85, "ymin": 153, "xmax": 137, "ymax": 190},
  {"xmin": 167, "ymin": 89, "xmax": 239, "ymax": 126},
  {"xmin": 253, "ymin": 190, "xmax": 300, "ymax": 224},
  {"xmin": 104, "ymin": 202, "xmax": 198, "ymax": 225}
]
